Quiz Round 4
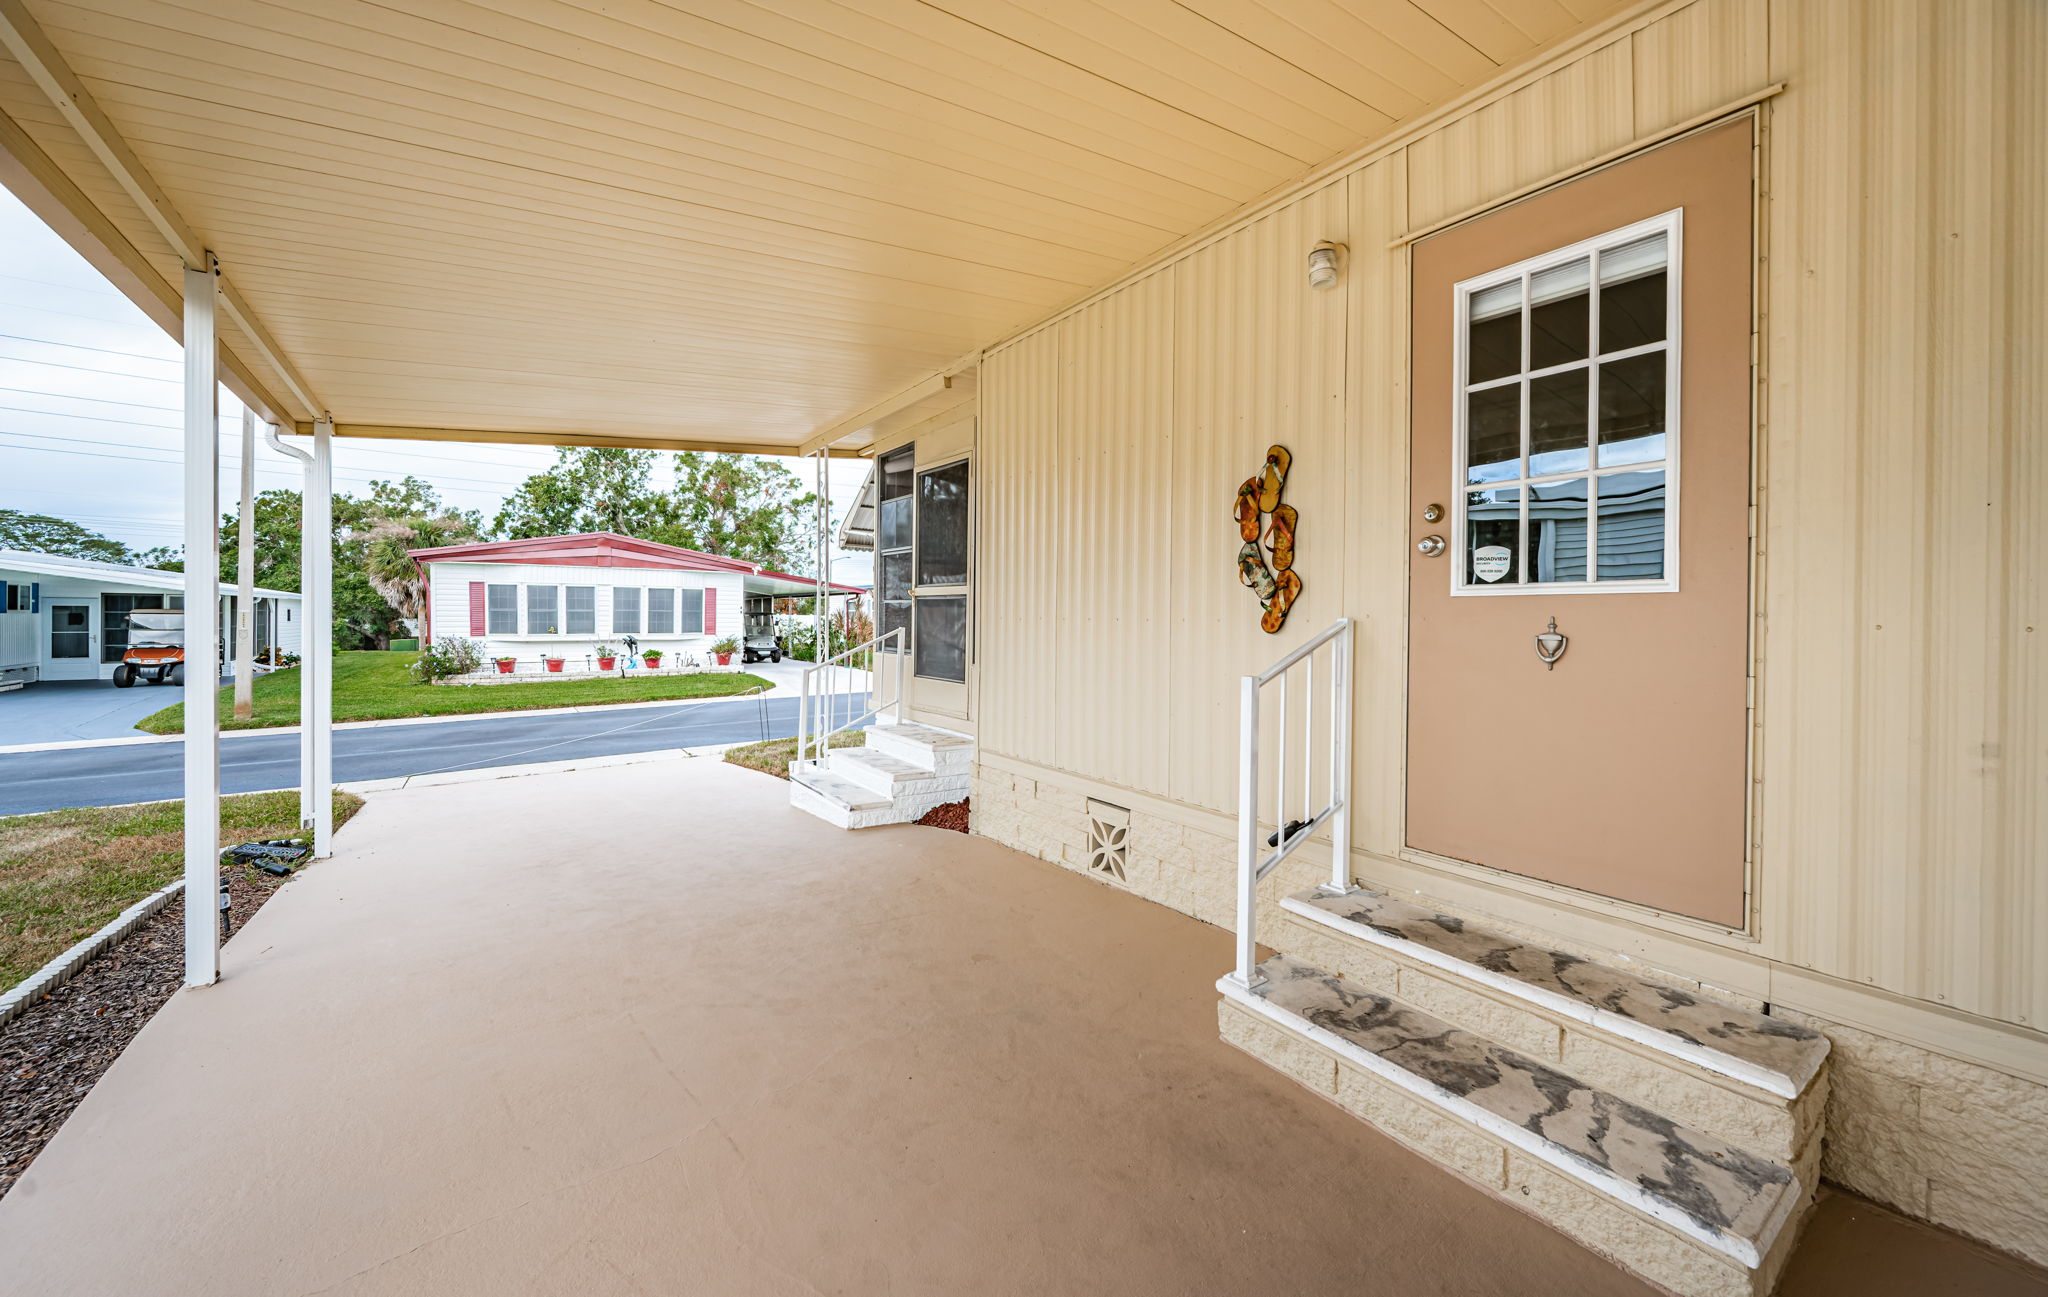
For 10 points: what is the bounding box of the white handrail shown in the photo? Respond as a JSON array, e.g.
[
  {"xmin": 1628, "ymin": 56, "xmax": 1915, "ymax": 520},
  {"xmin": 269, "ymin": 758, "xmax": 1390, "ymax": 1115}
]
[
  {"xmin": 1231, "ymin": 617, "xmax": 1355, "ymax": 991},
  {"xmin": 796, "ymin": 627, "xmax": 906, "ymax": 768}
]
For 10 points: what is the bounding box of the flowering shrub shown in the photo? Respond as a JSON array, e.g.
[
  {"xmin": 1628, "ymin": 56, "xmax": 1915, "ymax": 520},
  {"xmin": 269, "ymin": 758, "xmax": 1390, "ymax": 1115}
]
[{"xmin": 410, "ymin": 635, "xmax": 485, "ymax": 683}]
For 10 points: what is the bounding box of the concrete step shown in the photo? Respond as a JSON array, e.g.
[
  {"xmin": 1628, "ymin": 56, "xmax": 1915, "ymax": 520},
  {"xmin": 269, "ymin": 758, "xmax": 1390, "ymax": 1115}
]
[
  {"xmin": 865, "ymin": 720, "xmax": 973, "ymax": 775},
  {"xmin": 787, "ymin": 756, "xmax": 968, "ymax": 831},
  {"xmin": 1278, "ymin": 890, "xmax": 1828, "ymax": 1151},
  {"xmin": 1220, "ymin": 955, "xmax": 1811, "ymax": 1297},
  {"xmin": 827, "ymin": 746, "xmax": 968, "ymax": 800}
]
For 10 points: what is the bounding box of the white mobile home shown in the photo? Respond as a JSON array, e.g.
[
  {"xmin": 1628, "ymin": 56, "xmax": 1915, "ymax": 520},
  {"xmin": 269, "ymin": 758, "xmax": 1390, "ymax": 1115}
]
[
  {"xmin": 0, "ymin": 550, "xmax": 302, "ymax": 689},
  {"xmin": 411, "ymin": 533, "xmax": 863, "ymax": 669}
]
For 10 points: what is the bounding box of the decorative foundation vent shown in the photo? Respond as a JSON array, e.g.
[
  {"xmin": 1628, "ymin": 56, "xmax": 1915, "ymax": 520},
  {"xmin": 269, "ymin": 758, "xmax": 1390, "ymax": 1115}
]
[{"xmin": 1085, "ymin": 799, "xmax": 1129, "ymax": 881}]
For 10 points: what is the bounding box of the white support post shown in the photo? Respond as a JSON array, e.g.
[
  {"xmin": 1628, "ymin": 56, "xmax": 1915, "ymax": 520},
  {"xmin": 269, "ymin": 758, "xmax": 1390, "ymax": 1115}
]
[
  {"xmin": 1233, "ymin": 675, "xmax": 1261, "ymax": 990},
  {"xmin": 233, "ymin": 407, "xmax": 256, "ymax": 719},
  {"xmin": 181, "ymin": 256, "xmax": 221, "ymax": 989},
  {"xmin": 1324, "ymin": 624, "xmax": 1353, "ymax": 896},
  {"xmin": 814, "ymin": 450, "xmax": 828, "ymax": 735},
  {"xmin": 307, "ymin": 415, "xmax": 334, "ymax": 857}
]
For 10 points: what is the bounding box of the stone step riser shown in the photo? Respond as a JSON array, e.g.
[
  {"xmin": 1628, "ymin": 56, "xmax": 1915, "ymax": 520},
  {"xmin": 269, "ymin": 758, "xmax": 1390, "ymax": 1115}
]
[
  {"xmin": 1220, "ymin": 995, "xmax": 1814, "ymax": 1297},
  {"xmin": 828, "ymin": 753, "xmax": 971, "ymax": 801},
  {"xmin": 864, "ymin": 729, "xmax": 971, "ymax": 775},
  {"xmin": 1273, "ymin": 909, "xmax": 1823, "ymax": 1164}
]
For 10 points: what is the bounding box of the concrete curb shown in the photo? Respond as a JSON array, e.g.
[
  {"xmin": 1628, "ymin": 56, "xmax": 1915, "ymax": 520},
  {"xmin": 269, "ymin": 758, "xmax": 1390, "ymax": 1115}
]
[
  {"xmin": 0, "ymin": 674, "xmax": 870, "ymax": 755},
  {"xmin": 0, "ymin": 879, "xmax": 186, "ymax": 1030},
  {"xmin": 338, "ymin": 742, "xmax": 743, "ymax": 795}
]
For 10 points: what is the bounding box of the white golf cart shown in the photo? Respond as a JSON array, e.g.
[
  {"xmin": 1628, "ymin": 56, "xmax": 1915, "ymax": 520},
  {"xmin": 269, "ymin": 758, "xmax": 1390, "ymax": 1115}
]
[{"xmin": 740, "ymin": 594, "xmax": 783, "ymax": 663}]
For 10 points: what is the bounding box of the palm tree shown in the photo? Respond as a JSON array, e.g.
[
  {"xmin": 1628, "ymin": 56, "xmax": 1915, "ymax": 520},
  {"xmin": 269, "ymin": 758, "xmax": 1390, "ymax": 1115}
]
[{"xmin": 356, "ymin": 512, "xmax": 477, "ymax": 630}]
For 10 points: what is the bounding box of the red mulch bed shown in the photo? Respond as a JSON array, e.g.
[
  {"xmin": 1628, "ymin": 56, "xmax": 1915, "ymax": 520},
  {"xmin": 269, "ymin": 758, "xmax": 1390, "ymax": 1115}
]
[
  {"xmin": 0, "ymin": 864, "xmax": 292, "ymax": 1200},
  {"xmin": 916, "ymin": 798, "xmax": 970, "ymax": 833}
]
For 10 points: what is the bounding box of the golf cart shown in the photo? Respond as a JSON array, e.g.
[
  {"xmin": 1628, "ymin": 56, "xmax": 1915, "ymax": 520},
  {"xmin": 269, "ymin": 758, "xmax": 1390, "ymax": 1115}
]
[
  {"xmin": 740, "ymin": 594, "xmax": 782, "ymax": 663},
  {"xmin": 113, "ymin": 609, "xmax": 185, "ymax": 687}
]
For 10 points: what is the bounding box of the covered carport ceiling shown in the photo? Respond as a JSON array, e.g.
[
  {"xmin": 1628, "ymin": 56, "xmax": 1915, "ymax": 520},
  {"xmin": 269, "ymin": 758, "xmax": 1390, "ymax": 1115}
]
[{"xmin": 0, "ymin": 0, "xmax": 1622, "ymax": 453}]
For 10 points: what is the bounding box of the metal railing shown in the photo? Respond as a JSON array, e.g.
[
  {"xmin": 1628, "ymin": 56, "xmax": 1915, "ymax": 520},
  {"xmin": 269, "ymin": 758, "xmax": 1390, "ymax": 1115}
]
[
  {"xmin": 1230, "ymin": 617, "xmax": 1355, "ymax": 991},
  {"xmin": 795, "ymin": 627, "xmax": 905, "ymax": 768}
]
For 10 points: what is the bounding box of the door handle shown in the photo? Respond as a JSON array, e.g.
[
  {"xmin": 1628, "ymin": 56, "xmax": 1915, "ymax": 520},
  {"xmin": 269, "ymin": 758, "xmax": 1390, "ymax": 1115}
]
[{"xmin": 1416, "ymin": 535, "xmax": 1447, "ymax": 558}]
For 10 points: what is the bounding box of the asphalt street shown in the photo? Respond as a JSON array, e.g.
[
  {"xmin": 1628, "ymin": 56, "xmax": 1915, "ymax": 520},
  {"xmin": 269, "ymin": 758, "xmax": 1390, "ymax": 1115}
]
[{"xmin": 0, "ymin": 692, "xmax": 870, "ymax": 816}]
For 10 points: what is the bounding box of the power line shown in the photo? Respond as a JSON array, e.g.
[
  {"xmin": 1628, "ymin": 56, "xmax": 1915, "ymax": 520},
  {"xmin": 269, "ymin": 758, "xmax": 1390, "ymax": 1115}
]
[
  {"xmin": 0, "ymin": 351, "xmax": 181, "ymax": 384},
  {"xmin": 0, "ymin": 425, "xmax": 539, "ymax": 490},
  {"xmin": 0, "ymin": 330, "xmax": 179, "ymax": 366}
]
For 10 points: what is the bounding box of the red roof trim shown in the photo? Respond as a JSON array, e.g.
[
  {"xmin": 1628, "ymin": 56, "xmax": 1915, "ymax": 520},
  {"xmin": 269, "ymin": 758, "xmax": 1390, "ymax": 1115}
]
[
  {"xmin": 411, "ymin": 532, "xmax": 865, "ymax": 593},
  {"xmin": 409, "ymin": 532, "xmax": 756, "ymax": 572}
]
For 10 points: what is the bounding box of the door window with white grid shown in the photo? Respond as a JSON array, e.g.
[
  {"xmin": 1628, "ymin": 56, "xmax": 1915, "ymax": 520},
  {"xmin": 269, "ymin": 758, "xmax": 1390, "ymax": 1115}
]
[{"xmin": 1455, "ymin": 211, "xmax": 1680, "ymax": 593}]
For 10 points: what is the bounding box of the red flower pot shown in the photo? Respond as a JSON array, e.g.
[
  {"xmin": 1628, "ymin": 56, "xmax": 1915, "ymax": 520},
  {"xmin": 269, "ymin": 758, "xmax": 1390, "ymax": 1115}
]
[
  {"xmin": 643, "ymin": 655, "xmax": 662, "ymax": 669},
  {"xmin": 544, "ymin": 658, "xmax": 565, "ymax": 673},
  {"xmin": 716, "ymin": 653, "xmax": 732, "ymax": 666},
  {"xmin": 597, "ymin": 657, "xmax": 617, "ymax": 671},
  {"xmin": 494, "ymin": 659, "xmax": 515, "ymax": 674}
]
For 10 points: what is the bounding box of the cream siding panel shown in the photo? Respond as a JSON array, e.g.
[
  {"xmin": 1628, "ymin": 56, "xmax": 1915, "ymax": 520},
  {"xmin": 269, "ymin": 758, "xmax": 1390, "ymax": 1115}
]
[
  {"xmin": 978, "ymin": 327, "xmax": 1062, "ymax": 768},
  {"xmin": 1402, "ymin": 37, "xmax": 1634, "ymax": 231},
  {"xmin": 1630, "ymin": 0, "xmax": 1769, "ymax": 134},
  {"xmin": 1342, "ymin": 156, "xmax": 1412, "ymax": 862},
  {"xmin": 1054, "ymin": 271, "xmax": 1177, "ymax": 796},
  {"xmin": 1760, "ymin": 0, "xmax": 2047, "ymax": 1028},
  {"xmin": 1165, "ymin": 183, "xmax": 1351, "ymax": 813}
]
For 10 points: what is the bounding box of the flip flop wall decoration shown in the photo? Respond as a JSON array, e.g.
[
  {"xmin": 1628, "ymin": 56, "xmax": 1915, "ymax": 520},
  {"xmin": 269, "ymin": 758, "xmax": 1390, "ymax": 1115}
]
[{"xmin": 1234, "ymin": 444, "xmax": 1302, "ymax": 633}]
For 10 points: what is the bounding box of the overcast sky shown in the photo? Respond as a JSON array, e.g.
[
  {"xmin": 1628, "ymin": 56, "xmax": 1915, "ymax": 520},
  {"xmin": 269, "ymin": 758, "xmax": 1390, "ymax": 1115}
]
[{"xmin": 0, "ymin": 185, "xmax": 874, "ymax": 586}]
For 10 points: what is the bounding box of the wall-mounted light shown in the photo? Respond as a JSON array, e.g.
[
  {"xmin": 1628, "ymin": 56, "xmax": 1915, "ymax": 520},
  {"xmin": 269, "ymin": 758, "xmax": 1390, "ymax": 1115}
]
[{"xmin": 1307, "ymin": 241, "xmax": 1344, "ymax": 290}]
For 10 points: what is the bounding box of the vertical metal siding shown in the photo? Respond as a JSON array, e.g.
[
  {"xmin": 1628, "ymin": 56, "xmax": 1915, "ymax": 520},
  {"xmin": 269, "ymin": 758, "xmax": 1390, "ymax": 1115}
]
[
  {"xmin": 1760, "ymin": 0, "xmax": 2047, "ymax": 1027},
  {"xmin": 977, "ymin": 0, "xmax": 2045, "ymax": 1033}
]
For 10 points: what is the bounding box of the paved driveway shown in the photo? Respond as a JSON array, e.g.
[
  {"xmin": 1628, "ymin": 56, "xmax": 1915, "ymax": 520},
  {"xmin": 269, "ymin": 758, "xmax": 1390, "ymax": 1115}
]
[
  {"xmin": 0, "ymin": 679, "xmax": 184, "ymax": 744},
  {"xmin": 0, "ymin": 691, "xmax": 868, "ymax": 816}
]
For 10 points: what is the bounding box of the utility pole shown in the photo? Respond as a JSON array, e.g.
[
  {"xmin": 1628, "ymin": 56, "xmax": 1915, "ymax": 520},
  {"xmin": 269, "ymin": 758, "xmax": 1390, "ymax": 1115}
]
[{"xmin": 233, "ymin": 405, "xmax": 257, "ymax": 719}]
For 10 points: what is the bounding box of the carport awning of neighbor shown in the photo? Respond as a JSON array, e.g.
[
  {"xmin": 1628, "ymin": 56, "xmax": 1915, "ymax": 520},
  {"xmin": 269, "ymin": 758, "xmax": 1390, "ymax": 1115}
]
[{"xmin": 0, "ymin": 0, "xmax": 1622, "ymax": 986}]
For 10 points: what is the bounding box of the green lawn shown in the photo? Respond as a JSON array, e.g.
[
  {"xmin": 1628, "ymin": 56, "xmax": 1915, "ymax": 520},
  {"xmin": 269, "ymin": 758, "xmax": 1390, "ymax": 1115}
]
[
  {"xmin": 723, "ymin": 729, "xmax": 865, "ymax": 779},
  {"xmin": 137, "ymin": 651, "xmax": 773, "ymax": 734},
  {"xmin": 0, "ymin": 790, "xmax": 364, "ymax": 991}
]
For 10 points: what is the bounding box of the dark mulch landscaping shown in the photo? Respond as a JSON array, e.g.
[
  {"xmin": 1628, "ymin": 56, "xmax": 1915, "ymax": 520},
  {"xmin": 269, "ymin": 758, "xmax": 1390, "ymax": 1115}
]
[
  {"xmin": 917, "ymin": 799, "xmax": 970, "ymax": 833},
  {"xmin": 0, "ymin": 863, "xmax": 294, "ymax": 1201}
]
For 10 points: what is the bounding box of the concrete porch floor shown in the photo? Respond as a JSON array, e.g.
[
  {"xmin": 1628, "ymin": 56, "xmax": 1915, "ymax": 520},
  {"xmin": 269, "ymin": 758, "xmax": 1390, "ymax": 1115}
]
[{"xmin": 1, "ymin": 759, "xmax": 2042, "ymax": 1296}]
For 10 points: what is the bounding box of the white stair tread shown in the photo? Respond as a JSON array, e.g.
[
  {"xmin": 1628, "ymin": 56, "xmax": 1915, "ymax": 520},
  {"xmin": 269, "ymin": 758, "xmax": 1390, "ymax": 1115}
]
[
  {"xmin": 1223, "ymin": 955, "xmax": 1799, "ymax": 1269},
  {"xmin": 870, "ymin": 720, "xmax": 973, "ymax": 748},
  {"xmin": 829, "ymin": 747, "xmax": 929, "ymax": 783},
  {"xmin": 1283, "ymin": 889, "xmax": 1828, "ymax": 1099},
  {"xmin": 788, "ymin": 763, "xmax": 889, "ymax": 811}
]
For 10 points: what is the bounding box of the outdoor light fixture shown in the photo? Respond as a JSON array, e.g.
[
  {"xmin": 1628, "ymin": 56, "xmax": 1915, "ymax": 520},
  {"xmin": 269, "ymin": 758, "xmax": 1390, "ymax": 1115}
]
[{"xmin": 1307, "ymin": 242, "xmax": 1344, "ymax": 290}]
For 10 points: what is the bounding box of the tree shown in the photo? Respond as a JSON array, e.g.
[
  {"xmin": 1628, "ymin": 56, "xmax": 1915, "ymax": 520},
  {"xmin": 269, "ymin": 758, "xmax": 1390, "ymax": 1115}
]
[
  {"xmin": 493, "ymin": 447, "xmax": 665, "ymax": 538},
  {"xmin": 356, "ymin": 510, "xmax": 481, "ymax": 627},
  {"xmin": 0, "ymin": 509, "xmax": 134, "ymax": 563},
  {"xmin": 656, "ymin": 452, "xmax": 815, "ymax": 570}
]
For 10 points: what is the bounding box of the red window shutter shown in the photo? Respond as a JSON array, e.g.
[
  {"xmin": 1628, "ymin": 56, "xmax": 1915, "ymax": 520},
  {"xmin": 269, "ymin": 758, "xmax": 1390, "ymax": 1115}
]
[
  {"xmin": 468, "ymin": 582, "xmax": 486, "ymax": 636},
  {"xmin": 704, "ymin": 587, "xmax": 716, "ymax": 635}
]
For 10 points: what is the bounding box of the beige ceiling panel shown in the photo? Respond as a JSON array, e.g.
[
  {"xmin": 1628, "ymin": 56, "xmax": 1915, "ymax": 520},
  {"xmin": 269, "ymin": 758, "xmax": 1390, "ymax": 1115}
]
[{"xmin": 1, "ymin": 0, "xmax": 1629, "ymax": 450}]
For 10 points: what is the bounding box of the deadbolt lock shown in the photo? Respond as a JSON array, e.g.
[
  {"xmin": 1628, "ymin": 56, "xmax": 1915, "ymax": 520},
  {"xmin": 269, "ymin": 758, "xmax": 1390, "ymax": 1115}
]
[
  {"xmin": 1416, "ymin": 535, "xmax": 1447, "ymax": 558},
  {"xmin": 1422, "ymin": 503, "xmax": 1444, "ymax": 523}
]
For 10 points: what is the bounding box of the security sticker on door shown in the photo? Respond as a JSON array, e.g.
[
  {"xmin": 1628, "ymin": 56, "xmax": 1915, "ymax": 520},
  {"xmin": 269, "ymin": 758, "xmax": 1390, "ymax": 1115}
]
[{"xmin": 1471, "ymin": 545, "xmax": 1512, "ymax": 583}]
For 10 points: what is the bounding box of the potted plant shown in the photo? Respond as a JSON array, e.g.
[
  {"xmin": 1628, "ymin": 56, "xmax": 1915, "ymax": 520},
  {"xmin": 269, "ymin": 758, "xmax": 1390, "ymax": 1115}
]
[
  {"xmin": 643, "ymin": 648, "xmax": 665, "ymax": 670},
  {"xmin": 493, "ymin": 656, "xmax": 517, "ymax": 675},
  {"xmin": 711, "ymin": 635, "xmax": 740, "ymax": 667},
  {"xmin": 593, "ymin": 643, "xmax": 618, "ymax": 671},
  {"xmin": 543, "ymin": 655, "xmax": 566, "ymax": 673}
]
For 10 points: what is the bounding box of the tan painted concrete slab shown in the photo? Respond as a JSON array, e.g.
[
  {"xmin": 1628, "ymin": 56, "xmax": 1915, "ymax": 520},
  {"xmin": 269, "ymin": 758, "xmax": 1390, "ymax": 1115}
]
[{"xmin": 0, "ymin": 757, "xmax": 2038, "ymax": 1297}]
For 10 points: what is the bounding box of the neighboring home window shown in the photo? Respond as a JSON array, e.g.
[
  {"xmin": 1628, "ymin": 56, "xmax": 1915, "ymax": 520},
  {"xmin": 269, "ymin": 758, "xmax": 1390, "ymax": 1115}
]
[
  {"xmin": 565, "ymin": 586, "xmax": 596, "ymax": 635},
  {"xmin": 678, "ymin": 588, "xmax": 705, "ymax": 634},
  {"xmin": 1455, "ymin": 212, "xmax": 1677, "ymax": 592},
  {"xmin": 646, "ymin": 588, "xmax": 675, "ymax": 634},
  {"xmin": 876, "ymin": 445, "xmax": 913, "ymax": 650},
  {"xmin": 486, "ymin": 584, "xmax": 518, "ymax": 634},
  {"xmin": 612, "ymin": 587, "xmax": 641, "ymax": 634},
  {"xmin": 526, "ymin": 584, "xmax": 559, "ymax": 634},
  {"xmin": 101, "ymin": 593, "xmax": 167, "ymax": 663}
]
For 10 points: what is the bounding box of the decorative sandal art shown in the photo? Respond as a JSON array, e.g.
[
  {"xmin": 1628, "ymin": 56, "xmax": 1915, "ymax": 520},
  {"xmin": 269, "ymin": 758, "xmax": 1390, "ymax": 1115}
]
[{"xmin": 1234, "ymin": 444, "xmax": 1303, "ymax": 634}]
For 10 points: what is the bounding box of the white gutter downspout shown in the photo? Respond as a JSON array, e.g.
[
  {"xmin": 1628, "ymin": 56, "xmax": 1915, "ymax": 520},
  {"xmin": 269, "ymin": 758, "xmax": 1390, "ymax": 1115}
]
[{"xmin": 262, "ymin": 419, "xmax": 324, "ymax": 846}]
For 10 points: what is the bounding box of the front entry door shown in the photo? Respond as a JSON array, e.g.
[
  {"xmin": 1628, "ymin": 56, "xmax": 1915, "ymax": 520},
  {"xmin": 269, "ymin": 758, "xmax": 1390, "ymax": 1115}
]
[
  {"xmin": 45, "ymin": 601, "xmax": 98, "ymax": 680},
  {"xmin": 1406, "ymin": 120, "xmax": 1754, "ymax": 927}
]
